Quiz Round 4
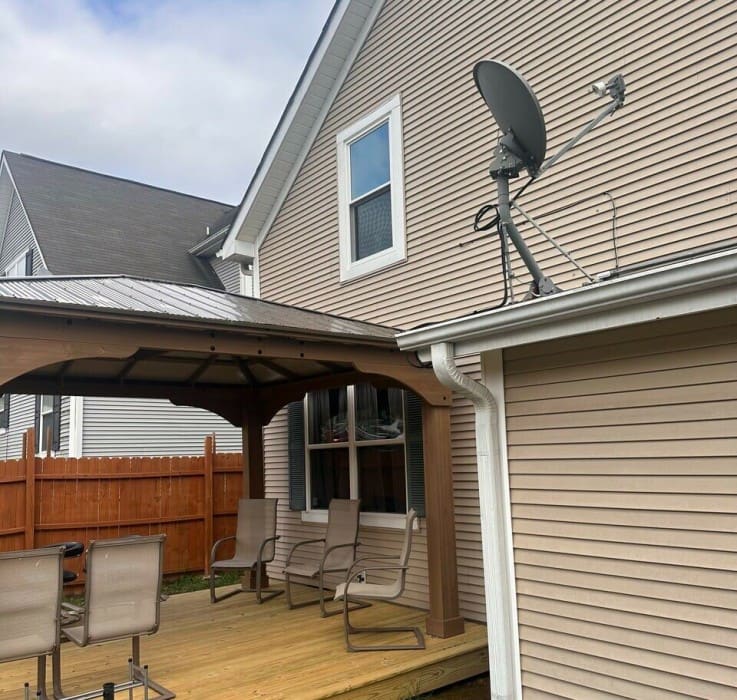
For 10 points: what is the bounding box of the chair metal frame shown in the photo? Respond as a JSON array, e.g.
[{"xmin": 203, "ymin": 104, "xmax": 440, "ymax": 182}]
[
  {"xmin": 52, "ymin": 534, "xmax": 175, "ymax": 700},
  {"xmin": 284, "ymin": 498, "xmax": 368, "ymax": 617},
  {"xmin": 335, "ymin": 509, "xmax": 425, "ymax": 652},
  {"xmin": 210, "ymin": 497, "xmax": 283, "ymax": 604},
  {"xmin": 0, "ymin": 546, "xmax": 64, "ymax": 700}
]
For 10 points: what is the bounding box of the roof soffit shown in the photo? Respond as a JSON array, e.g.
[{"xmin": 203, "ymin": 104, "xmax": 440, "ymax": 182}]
[{"xmin": 222, "ymin": 0, "xmax": 384, "ymax": 256}]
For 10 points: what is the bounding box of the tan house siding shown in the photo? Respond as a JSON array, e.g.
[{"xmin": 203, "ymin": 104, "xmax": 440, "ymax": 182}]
[
  {"xmin": 260, "ymin": 0, "xmax": 736, "ymax": 324},
  {"xmin": 504, "ymin": 308, "xmax": 737, "ymax": 697},
  {"xmin": 256, "ymin": 0, "xmax": 736, "ymax": 623}
]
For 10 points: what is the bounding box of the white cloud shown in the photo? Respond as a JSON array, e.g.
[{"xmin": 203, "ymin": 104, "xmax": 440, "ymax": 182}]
[{"xmin": 0, "ymin": 0, "xmax": 334, "ymax": 203}]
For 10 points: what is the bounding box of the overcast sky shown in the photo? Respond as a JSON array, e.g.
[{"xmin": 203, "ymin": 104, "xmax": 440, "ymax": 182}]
[{"xmin": 0, "ymin": 0, "xmax": 335, "ymax": 204}]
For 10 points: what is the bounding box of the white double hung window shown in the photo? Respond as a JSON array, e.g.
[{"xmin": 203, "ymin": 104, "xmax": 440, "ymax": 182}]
[{"xmin": 337, "ymin": 96, "xmax": 406, "ymax": 281}]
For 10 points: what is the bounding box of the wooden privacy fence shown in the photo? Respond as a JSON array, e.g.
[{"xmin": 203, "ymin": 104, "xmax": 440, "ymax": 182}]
[{"xmin": 0, "ymin": 429, "xmax": 243, "ymax": 582}]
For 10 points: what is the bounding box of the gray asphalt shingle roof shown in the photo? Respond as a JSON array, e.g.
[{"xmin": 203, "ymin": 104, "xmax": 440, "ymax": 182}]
[{"xmin": 3, "ymin": 152, "xmax": 234, "ymax": 288}]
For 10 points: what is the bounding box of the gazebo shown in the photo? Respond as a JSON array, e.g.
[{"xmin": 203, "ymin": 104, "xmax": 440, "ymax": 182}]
[{"xmin": 0, "ymin": 275, "xmax": 464, "ymax": 639}]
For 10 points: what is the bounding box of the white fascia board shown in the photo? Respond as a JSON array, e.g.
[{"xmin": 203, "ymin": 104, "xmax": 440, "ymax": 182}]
[
  {"xmin": 216, "ymin": 239, "xmax": 254, "ymax": 262},
  {"xmin": 221, "ymin": 0, "xmax": 384, "ymax": 260},
  {"xmin": 397, "ymin": 248, "xmax": 737, "ymax": 361},
  {"xmin": 1, "ymin": 154, "xmax": 49, "ymax": 271}
]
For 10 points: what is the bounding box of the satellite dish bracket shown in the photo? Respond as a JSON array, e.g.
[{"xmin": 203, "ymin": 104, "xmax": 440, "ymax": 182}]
[{"xmin": 489, "ymin": 131, "xmax": 539, "ymax": 179}]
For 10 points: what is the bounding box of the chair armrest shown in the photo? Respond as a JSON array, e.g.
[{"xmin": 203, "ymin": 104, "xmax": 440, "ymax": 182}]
[
  {"xmin": 319, "ymin": 541, "xmax": 360, "ymax": 574},
  {"xmin": 210, "ymin": 535, "xmax": 236, "ymax": 563},
  {"xmin": 258, "ymin": 535, "xmax": 281, "ymax": 564},
  {"xmin": 346, "ymin": 554, "xmax": 396, "ymax": 575},
  {"xmin": 286, "ymin": 537, "xmax": 326, "ymax": 566}
]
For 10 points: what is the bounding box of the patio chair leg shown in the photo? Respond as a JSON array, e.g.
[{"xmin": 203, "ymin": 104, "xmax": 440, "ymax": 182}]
[
  {"xmin": 342, "ymin": 597, "xmax": 425, "ymax": 652},
  {"xmin": 36, "ymin": 655, "xmax": 50, "ymax": 700},
  {"xmin": 286, "ymin": 572, "xmax": 370, "ymax": 617}
]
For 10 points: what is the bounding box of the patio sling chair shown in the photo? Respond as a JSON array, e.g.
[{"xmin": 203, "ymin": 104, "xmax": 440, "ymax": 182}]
[
  {"xmin": 210, "ymin": 497, "xmax": 283, "ymax": 604},
  {"xmin": 334, "ymin": 508, "xmax": 425, "ymax": 652},
  {"xmin": 0, "ymin": 546, "xmax": 64, "ymax": 700},
  {"xmin": 52, "ymin": 534, "xmax": 175, "ymax": 700},
  {"xmin": 283, "ymin": 498, "xmax": 368, "ymax": 617}
]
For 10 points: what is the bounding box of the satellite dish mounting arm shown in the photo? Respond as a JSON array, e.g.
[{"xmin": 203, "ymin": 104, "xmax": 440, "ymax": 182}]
[{"xmin": 489, "ymin": 131, "xmax": 559, "ymax": 296}]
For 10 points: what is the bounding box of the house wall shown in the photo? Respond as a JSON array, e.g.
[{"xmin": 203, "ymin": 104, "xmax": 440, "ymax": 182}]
[
  {"xmin": 0, "ymin": 394, "xmax": 34, "ymax": 460},
  {"xmin": 209, "ymin": 255, "xmax": 241, "ymax": 294},
  {"xmin": 0, "ymin": 168, "xmax": 13, "ymax": 243},
  {"xmin": 0, "ymin": 189, "xmax": 43, "ymax": 273},
  {"xmin": 504, "ymin": 307, "xmax": 737, "ymax": 697},
  {"xmin": 254, "ymin": 0, "xmax": 736, "ymax": 622},
  {"xmin": 81, "ymin": 396, "xmax": 242, "ymax": 457}
]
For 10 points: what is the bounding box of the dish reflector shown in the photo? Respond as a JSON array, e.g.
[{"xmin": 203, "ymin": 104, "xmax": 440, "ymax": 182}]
[{"xmin": 473, "ymin": 60, "xmax": 547, "ymax": 175}]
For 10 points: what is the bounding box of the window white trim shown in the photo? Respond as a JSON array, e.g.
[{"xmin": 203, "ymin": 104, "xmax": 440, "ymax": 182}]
[
  {"xmin": 336, "ymin": 95, "xmax": 406, "ymax": 282},
  {"xmin": 4, "ymin": 249, "xmax": 28, "ymax": 277},
  {"xmin": 68, "ymin": 396, "xmax": 84, "ymax": 458}
]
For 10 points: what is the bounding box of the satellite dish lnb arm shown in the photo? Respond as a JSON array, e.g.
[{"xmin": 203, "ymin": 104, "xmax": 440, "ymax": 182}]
[
  {"xmin": 496, "ymin": 176, "xmax": 559, "ymax": 296},
  {"xmin": 537, "ymin": 73, "xmax": 625, "ymax": 180}
]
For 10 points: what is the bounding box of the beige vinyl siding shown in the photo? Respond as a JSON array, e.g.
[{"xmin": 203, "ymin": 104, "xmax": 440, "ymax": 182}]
[
  {"xmin": 504, "ymin": 308, "xmax": 737, "ymax": 698},
  {"xmin": 260, "ymin": 0, "xmax": 736, "ymax": 327},
  {"xmin": 256, "ymin": 0, "xmax": 735, "ymax": 622}
]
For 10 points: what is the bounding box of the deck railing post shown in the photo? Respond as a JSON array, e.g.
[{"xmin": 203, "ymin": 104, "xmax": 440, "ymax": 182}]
[
  {"xmin": 203, "ymin": 433, "xmax": 215, "ymax": 575},
  {"xmin": 23, "ymin": 428, "xmax": 36, "ymax": 549}
]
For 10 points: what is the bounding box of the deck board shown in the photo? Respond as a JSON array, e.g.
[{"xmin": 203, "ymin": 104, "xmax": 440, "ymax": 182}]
[{"xmin": 0, "ymin": 584, "xmax": 488, "ymax": 699}]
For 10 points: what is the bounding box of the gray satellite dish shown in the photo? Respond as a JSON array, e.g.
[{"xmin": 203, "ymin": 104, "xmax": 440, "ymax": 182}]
[
  {"xmin": 474, "ymin": 59, "xmax": 557, "ymax": 296},
  {"xmin": 473, "ymin": 59, "xmax": 626, "ymax": 298},
  {"xmin": 473, "ymin": 60, "xmax": 547, "ymax": 177}
]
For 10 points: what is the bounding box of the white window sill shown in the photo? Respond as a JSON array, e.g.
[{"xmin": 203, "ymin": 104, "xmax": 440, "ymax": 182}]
[{"xmin": 301, "ymin": 509, "xmax": 418, "ymax": 530}]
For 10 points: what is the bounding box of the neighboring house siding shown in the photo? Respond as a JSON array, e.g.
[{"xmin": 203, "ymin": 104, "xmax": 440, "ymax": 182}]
[
  {"xmin": 209, "ymin": 256, "xmax": 241, "ymax": 294},
  {"xmin": 0, "ymin": 394, "xmax": 35, "ymax": 459},
  {"xmin": 504, "ymin": 308, "xmax": 737, "ymax": 698},
  {"xmin": 0, "ymin": 168, "xmax": 13, "ymax": 245},
  {"xmin": 81, "ymin": 397, "xmax": 242, "ymax": 457},
  {"xmin": 0, "ymin": 190, "xmax": 42, "ymax": 273}
]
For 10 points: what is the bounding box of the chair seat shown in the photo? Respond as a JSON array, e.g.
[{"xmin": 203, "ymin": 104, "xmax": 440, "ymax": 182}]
[
  {"xmin": 212, "ymin": 557, "xmax": 257, "ymax": 569},
  {"xmin": 335, "ymin": 581, "xmax": 401, "ymax": 600},
  {"xmin": 283, "ymin": 563, "xmax": 320, "ymax": 578}
]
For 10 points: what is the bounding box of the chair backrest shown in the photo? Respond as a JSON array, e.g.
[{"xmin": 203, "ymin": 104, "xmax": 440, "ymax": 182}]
[
  {"xmin": 324, "ymin": 499, "xmax": 360, "ymax": 570},
  {"xmin": 83, "ymin": 534, "xmax": 165, "ymax": 645},
  {"xmin": 398, "ymin": 508, "xmax": 417, "ymax": 568},
  {"xmin": 234, "ymin": 498, "xmax": 278, "ymax": 563},
  {"xmin": 0, "ymin": 546, "xmax": 64, "ymax": 663}
]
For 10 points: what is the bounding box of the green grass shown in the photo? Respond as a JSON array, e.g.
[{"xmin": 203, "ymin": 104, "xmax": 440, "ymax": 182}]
[{"xmin": 161, "ymin": 571, "xmax": 242, "ymax": 596}]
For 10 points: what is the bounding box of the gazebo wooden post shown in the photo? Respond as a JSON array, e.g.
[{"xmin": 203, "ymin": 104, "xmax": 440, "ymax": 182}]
[
  {"xmin": 241, "ymin": 402, "xmax": 268, "ymax": 588},
  {"xmin": 422, "ymin": 403, "xmax": 465, "ymax": 638}
]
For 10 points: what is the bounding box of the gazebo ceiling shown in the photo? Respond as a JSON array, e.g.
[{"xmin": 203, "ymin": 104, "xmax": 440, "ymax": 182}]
[{"xmin": 0, "ymin": 276, "xmax": 449, "ymax": 425}]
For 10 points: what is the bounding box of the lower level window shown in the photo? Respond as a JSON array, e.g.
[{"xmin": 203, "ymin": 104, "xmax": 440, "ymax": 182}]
[
  {"xmin": 36, "ymin": 394, "xmax": 58, "ymax": 454},
  {"xmin": 306, "ymin": 384, "xmax": 407, "ymax": 514}
]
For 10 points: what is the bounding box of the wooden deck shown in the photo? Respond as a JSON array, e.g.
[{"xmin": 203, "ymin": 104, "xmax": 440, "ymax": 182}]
[{"xmin": 0, "ymin": 584, "xmax": 488, "ymax": 699}]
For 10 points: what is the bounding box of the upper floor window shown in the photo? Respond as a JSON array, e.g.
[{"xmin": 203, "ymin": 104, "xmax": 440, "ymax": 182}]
[
  {"xmin": 337, "ymin": 96, "xmax": 406, "ymax": 281},
  {"xmin": 3, "ymin": 249, "xmax": 32, "ymax": 277}
]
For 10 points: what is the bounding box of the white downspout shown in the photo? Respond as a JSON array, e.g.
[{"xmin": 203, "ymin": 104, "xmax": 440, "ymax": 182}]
[{"xmin": 430, "ymin": 342, "xmax": 521, "ymax": 700}]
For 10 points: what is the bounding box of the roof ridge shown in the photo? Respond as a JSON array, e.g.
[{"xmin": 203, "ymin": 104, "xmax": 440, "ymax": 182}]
[{"xmin": 3, "ymin": 150, "xmax": 235, "ymax": 208}]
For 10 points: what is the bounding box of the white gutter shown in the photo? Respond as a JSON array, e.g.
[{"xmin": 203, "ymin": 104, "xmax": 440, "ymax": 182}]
[
  {"xmin": 430, "ymin": 343, "xmax": 521, "ymax": 700},
  {"xmin": 398, "ymin": 247, "xmax": 737, "ymax": 360}
]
